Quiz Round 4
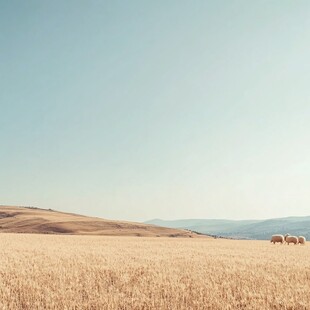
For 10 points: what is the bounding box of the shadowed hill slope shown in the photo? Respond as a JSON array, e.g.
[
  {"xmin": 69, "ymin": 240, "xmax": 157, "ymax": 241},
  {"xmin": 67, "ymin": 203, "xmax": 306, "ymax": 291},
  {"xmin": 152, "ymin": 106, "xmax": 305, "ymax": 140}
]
[{"xmin": 0, "ymin": 206, "xmax": 201, "ymax": 238}]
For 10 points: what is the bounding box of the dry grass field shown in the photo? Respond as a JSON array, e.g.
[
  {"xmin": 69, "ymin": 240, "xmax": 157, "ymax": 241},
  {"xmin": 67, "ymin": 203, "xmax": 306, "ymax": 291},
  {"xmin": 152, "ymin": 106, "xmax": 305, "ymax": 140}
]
[
  {"xmin": 0, "ymin": 206, "xmax": 197, "ymax": 238},
  {"xmin": 0, "ymin": 234, "xmax": 309, "ymax": 310}
]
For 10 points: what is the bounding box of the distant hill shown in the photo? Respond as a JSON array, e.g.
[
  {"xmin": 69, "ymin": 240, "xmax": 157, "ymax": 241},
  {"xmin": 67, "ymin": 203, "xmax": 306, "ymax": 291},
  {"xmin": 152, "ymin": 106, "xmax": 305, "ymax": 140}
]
[
  {"xmin": 0, "ymin": 206, "xmax": 202, "ymax": 238},
  {"xmin": 145, "ymin": 217, "xmax": 310, "ymax": 240}
]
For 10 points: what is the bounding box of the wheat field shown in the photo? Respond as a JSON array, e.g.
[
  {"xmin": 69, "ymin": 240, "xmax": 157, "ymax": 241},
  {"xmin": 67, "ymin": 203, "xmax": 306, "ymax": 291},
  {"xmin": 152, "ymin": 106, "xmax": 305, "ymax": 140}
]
[{"xmin": 0, "ymin": 234, "xmax": 309, "ymax": 310}]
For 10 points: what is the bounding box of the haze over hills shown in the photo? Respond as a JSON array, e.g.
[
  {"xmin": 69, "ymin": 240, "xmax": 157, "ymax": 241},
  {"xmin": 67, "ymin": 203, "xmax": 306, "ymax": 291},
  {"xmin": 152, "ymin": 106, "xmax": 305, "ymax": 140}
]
[
  {"xmin": 2, "ymin": 205, "xmax": 309, "ymax": 240},
  {"xmin": 145, "ymin": 217, "xmax": 310, "ymax": 240},
  {"xmin": 0, "ymin": 206, "xmax": 201, "ymax": 238}
]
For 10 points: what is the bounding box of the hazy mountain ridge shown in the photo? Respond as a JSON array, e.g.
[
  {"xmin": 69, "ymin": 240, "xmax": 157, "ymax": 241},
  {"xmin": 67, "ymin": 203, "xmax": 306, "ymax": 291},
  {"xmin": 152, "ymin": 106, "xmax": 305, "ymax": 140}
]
[{"xmin": 145, "ymin": 216, "xmax": 310, "ymax": 240}]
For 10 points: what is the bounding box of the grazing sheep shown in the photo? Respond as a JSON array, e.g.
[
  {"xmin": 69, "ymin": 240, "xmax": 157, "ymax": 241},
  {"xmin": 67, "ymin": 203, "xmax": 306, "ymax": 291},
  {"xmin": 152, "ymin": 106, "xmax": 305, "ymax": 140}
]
[
  {"xmin": 298, "ymin": 236, "xmax": 306, "ymax": 245},
  {"xmin": 270, "ymin": 234, "xmax": 284, "ymax": 244},
  {"xmin": 284, "ymin": 234, "xmax": 298, "ymax": 245}
]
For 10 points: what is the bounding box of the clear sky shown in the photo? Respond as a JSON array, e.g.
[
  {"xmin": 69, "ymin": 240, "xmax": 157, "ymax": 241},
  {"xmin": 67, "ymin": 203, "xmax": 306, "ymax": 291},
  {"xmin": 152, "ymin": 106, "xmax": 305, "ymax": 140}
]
[{"xmin": 1, "ymin": 1, "xmax": 310, "ymax": 221}]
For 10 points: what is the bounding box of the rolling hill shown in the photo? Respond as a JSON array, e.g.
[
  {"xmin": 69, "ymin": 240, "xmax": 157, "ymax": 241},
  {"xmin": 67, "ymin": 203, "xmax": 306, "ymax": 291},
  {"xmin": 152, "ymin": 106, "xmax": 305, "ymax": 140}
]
[
  {"xmin": 0, "ymin": 206, "xmax": 200, "ymax": 238},
  {"xmin": 145, "ymin": 217, "xmax": 310, "ymax": 240}
]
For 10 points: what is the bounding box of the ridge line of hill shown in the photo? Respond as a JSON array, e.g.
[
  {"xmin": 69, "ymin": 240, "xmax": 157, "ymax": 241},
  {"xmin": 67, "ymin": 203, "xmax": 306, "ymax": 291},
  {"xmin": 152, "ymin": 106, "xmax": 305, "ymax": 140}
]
[
  {"xmin": 145, "ymin": 216, "xmax": 310, "ymax": 240},
  {"xmin": 0, "ymin": 205, "xmax": 206, "ymax": 238}
]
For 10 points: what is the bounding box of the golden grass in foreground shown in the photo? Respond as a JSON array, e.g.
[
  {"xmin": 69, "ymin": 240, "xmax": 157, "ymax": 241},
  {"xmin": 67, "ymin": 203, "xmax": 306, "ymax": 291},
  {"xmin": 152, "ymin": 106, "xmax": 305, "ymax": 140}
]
[{"xmin": 0, "ymin": 234, "xmax": 309, "ymax": 309}]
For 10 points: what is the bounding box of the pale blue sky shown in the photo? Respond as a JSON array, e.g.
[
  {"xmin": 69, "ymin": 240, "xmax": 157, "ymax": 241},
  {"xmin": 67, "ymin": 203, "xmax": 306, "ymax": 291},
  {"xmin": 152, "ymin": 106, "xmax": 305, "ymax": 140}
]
[{"xmin": 1, "ymin": 1, "xmax": 310, "ymax": 221}]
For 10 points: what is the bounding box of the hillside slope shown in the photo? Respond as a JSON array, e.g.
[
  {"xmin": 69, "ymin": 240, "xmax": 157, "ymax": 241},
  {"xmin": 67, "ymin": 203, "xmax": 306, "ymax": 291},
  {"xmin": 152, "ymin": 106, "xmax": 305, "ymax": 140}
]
[
  {"xmin": 145, "ymin": 217, "xmax": 310, "ymax": 240},
  {"xmin": 0, "ymin": 206, "xmax": 200, "ymax": 237}
]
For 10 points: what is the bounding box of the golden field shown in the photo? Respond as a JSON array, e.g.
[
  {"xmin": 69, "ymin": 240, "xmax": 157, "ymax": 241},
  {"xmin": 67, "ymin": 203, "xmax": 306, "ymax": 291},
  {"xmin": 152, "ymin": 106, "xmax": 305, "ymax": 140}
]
[{"xmin": 0, "ymin": 234, "xmax": 309, "ymax": 310}]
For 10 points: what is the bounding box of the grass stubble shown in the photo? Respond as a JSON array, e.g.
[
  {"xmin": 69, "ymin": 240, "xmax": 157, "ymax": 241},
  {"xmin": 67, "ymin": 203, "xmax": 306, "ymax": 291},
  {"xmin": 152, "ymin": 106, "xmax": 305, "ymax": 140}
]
[{"xmin": 0, "ymin": 234, "xmax": 309, "ymax": 309}]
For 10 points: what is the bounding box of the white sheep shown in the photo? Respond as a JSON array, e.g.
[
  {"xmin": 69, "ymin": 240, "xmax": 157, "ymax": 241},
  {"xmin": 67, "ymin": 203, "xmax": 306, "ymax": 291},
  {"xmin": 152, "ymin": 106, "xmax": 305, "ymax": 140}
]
[
  {"xmin": 298, "ymin": 236, "xmax": 306, "ymax": 245},
  {"xmin": 284, "ymin": 234, "xmax": 298, "ymax": 245},
  {"xmin": 270, "ymin": 234, "xmax": 284, "ymax": 244}
]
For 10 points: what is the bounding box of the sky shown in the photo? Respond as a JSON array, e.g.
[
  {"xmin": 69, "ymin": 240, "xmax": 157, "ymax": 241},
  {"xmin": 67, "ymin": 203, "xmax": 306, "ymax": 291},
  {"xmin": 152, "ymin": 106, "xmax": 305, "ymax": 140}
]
[{"xmin": 1, "ymin": 1, "xmax": 310, "ymax": 222}]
